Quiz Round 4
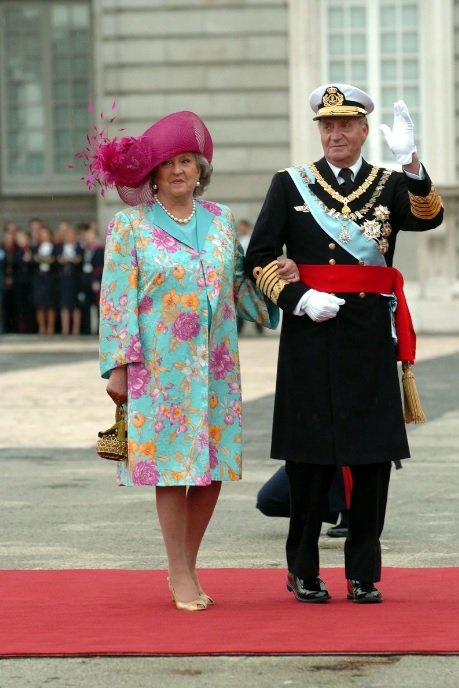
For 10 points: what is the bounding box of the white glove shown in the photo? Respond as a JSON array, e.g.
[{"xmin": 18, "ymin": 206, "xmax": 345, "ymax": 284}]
[
  {"xmin": 296, "ymin": 289, "xmax": 345, "ymax": 322},
  {"xmin": 380, "ymin": 100, "xmax": 416, "ymax": 165}
]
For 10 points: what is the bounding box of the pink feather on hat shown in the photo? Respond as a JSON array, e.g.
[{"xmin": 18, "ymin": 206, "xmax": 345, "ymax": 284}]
[{"xmin": 74, "ymin": 109, "xmax": 213, "ymax": 205}]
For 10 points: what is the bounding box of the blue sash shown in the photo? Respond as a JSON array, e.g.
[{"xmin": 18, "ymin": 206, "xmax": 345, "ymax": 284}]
[
  {"xmin": 286, "ymin": 164, "xmax": 386, "ymax": 267},
  {"xmin": 287, "ymin": 164, "xmax": 397, "ymax": 340}
]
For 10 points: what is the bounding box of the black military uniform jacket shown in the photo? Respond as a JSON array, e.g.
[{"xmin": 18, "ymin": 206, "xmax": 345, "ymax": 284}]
[{"xmin": 245, "ymin": 157, "xmax": 443, "ymax": 466}]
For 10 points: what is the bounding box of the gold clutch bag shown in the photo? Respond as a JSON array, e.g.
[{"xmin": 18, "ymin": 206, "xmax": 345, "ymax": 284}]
[{"xmin": 96, "ymin": 404, "xmax": 128, "ymax": 461}]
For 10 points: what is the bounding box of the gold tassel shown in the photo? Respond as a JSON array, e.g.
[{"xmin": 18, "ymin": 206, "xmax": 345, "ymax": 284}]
[{"xmin": 402, "ymin": 361, "xmax": 427, "ymax": 424}]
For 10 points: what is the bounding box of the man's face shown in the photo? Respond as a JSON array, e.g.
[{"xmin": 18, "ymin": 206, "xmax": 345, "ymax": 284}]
[{"xmin": 319, "ymin": 117, "xmax": 369, "ymax": 168}]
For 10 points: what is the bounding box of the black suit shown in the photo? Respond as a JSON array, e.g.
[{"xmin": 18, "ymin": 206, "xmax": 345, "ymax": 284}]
[{"xmin": 245, "ymin": 157, "xmax": 443, "ymax": 583}]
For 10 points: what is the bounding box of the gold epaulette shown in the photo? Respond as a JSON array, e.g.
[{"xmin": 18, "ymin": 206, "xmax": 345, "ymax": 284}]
[
  {"xmin": 253, "ymin": 260, "xmax": 288, "ymax": 305},
  {"xmin": 408, "ymin": 185, "xmax": 443, "ymax": 220},
  {"xmin": 278, "ymin": 169, "xmax": 286, "ymax": 173}
]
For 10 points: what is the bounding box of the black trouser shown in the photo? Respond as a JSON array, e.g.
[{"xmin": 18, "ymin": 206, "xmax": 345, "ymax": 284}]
[
  {"xmin": 256, "ymin": 465, "xmax": 347, "ymax": 521},
  {"xmin": 285, "ymin": 461, "xmax": 391, "ymax": 583}
]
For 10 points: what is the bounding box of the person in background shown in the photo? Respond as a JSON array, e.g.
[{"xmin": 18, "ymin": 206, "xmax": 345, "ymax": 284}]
[
  {"xmin": 1, "ymin": 222, "xmax": 18, "ymax": 333},
  {"xmin": 79, "ymin": 224, "xmax": 104, "ymax": 335},
  {"xmin": 13, "ymin": 229, "xmax": 35, "ymax": 334},
  {"xmin": 246, "ymin": 83, "xmax": 443, "ymax": 604},
  {"xmin": 325, "ymin": 509, "xmax": 349, "ymax": 538},
  {"xmin": 56, "ymin": 224, "xmax": 84, "ymax": 336},
  {"xmin": 32, "ymin": 225, "xmax": 57, "ymax": 335},
  {"xmin": 28, "ymin": 218, "xmax": 44, "ymax": 249},
  {"xmin": 79, "ymin": 109, "xmax": 297, "ymax": 612},
  {"xmin": 256, "ymin": 464, "xmax": 349, "ymax": 537},
  {"xmin": 55, "ymin": 220, "xmax": 73, "ymax": 247},
  {"xmin": 76, "ymin": 221, "xmax": 90, "ymax": 240},
  {"xmin": 88, "ymin": 220, "xmax": 100, "ymax": 237}
]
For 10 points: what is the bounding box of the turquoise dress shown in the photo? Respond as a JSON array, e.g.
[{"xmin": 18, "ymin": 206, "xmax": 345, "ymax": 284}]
[{"xmin": 99, "ymin": 198, "xmax": 278, "ymax": 486}]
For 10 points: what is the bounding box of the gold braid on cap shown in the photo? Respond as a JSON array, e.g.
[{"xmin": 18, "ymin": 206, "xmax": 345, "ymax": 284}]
[
  {"xmin": 253, "ymin": 261, "xmax": 288, "ymax": 305},
  {"xmin": 408, "ymin": 185, "xmax": 443, "ymax": 220},
  {"xmin": 316, "ymin": 105, "xmax": 368, "ymax": 118}
]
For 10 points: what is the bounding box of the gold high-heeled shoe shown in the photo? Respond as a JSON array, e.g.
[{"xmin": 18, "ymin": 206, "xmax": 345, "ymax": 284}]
[
  {"xmin": 167, "ymin": 579, "xmax": 207, "ymax": 612},
  {"xmin": 199, "ymin": 590, "xmax": 214, "ymax": 605}
]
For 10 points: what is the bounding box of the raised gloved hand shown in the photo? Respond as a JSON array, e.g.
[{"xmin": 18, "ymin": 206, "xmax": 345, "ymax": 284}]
[
  {"xmin": 380, "ymin": 100, "xmax": 416, "ymax": 165},
  {"xmin": 297, "ymin": 289, "xmax": 345, "ymax": 322}
]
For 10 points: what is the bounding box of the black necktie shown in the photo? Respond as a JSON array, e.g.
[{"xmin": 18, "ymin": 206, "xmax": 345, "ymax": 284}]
[{"xmin": 339, "ymin": 167, "xmax": 354, "ymax": 196}]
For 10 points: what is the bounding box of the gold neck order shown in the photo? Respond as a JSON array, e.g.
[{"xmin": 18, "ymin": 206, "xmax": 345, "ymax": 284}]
[{"xmin": 308, "ymin": 162, "xmax": 379, "ymax": 215}]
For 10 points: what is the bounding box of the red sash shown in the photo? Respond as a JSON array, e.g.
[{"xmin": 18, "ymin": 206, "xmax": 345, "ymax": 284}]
[
  {"xmin": 297, "ymin": 264, "xmax": 416, "ymax": 363},
  {"xmin": 341, "ymin": 467, "xmax": 353, "ymax": 509}
]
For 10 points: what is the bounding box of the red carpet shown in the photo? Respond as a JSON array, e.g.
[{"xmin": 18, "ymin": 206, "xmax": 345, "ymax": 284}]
[{"xmin": 1, "ymin": 567, "xmax": 458, "ymax": 656}]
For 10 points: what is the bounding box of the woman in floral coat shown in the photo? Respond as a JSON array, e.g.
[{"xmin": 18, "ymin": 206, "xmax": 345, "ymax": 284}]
[{"xmin": 83, "ymin": 111, "xmax": 294, "ymax": 611}]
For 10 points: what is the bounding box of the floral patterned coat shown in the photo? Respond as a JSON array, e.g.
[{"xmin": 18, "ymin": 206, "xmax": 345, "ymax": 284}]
[{"xmin": 99, "ymin": 199, "xmax": 278, "ymax": 486}]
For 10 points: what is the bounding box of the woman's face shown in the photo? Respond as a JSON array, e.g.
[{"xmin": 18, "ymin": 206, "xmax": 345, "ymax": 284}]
[
  {"xmin": 15, "ymin": 231, "xmax": 30, "ymax": 249},
  {"xmin": 38, "ymin": 227, "xmax": 53, "ymax": 244},
  {"xmin": 63, "ymin": 227, "xmax": 77, "ymax": 244},
  {"xmin": 154, "ymin": 152, "xmax": 200, "ymax": 202},
  {"xmin": 3, "ymin": 224, "xmax": 17, "ymax": 246}
]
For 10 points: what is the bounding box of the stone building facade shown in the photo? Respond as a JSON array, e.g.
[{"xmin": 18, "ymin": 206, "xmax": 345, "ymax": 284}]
[{"xmin": 1, "ymin": 0, "xmax": 458, "ymax": 329}]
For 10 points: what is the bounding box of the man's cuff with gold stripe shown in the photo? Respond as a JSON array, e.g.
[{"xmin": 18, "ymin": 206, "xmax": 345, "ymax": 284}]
[
  {"xmin": 408, "ymin": 186, "xmax": 443, "ymax": 219},
  {"xmin": 253, "ymin": 261, "xmax": 288, "ymax": 305}
]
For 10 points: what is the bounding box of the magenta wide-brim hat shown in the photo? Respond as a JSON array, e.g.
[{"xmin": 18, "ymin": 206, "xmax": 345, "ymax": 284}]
[{"xmin": 86, "ymin": 110, "xmax": 213, "ymax": 206}]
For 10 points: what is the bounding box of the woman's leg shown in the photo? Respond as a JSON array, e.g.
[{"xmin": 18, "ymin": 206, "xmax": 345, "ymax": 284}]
[
  {"xmin": 46, "ymin": 308, "xmax": 56, "ymax": 335},
  {"xmin": 156, "ymin": 482, "xmax": 222, "ymax": 602},
  {"xmin": 71, "ymin": 307, "xmax": 81, "ymax": 335},
  {"xmin": 184, "ymin": 481, "xmax": 222, "ymax": 591},
  {"xmin": 60, "ymin": 308, "xmax": 70, "ymax": 335},
  {"xmin": 155, "ymin": 486, "xmax": 199, "ymax": 602},
  {"xmin": 36, "ymin": 308, "xmax": 46, "ymax": 335}
]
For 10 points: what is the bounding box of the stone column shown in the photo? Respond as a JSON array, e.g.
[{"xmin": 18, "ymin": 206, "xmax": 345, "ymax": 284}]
[{"xmin": 287, "ymin": 0, "xmax": 323, "ymax": 164}]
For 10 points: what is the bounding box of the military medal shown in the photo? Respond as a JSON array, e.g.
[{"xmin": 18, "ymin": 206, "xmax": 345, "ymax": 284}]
[
  {"xmin": 294, "ymin": 164, "xmax": 393, "ymax": 253},
  {"xmin": 339, "ymin": 218, "xmax": 351, "ymax": 243},
  {"xmin": 338, "ymin": 202, "xmax": 352, "ymax": 243}
]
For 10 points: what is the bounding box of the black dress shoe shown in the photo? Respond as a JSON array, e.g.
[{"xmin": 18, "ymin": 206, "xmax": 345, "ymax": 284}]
[
  {"xmin": 326, "ymin": 522, "xmax": 349, "ymax": 538},
  {"xmin": 286, "ymin": 572, "xmax": 331, "ymax": 603},
  {"xmin": 347, "ymin": 579, "xmax": 383, "ymax": 603}
]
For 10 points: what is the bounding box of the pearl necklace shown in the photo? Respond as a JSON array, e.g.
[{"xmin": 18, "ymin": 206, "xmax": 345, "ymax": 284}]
[{"xmin": 154, "ymin": 196, "xmax": 196, "ymax": 224}]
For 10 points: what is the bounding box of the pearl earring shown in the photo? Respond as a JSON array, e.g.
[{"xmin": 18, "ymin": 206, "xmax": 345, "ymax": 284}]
[
  {"xmin": 196, "ymin": 180, "xmax": 201, "ymax": 187},
  {"xmin": 152, "ymin": 183, "xmax": 158, "ymax": 190}
]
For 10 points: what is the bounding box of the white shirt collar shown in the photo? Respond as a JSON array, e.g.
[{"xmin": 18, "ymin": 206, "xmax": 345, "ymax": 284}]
[{"xmin": 326, "ymin": 156, "xmax": 363, "ymax": 182}]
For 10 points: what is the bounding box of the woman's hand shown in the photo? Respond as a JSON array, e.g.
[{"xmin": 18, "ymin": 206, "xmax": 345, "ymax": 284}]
[
  {"xmin": 277, "ymin": 258, "xmax": 300, "ymax": 282},
  {"xmin": 106, "ymin": 366, "xmax": 128, "ymax": 405}
]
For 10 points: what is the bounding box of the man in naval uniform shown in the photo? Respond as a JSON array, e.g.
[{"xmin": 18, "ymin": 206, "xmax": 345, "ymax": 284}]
[{"xmin": 245, "ymin": 83, "xmax": 443, "ymax": 604}]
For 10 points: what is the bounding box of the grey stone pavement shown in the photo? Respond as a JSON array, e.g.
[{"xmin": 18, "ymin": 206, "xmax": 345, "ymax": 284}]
[{"xmin": 1, "ymin": 329, "xmax": 459, "ymax": 688}]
